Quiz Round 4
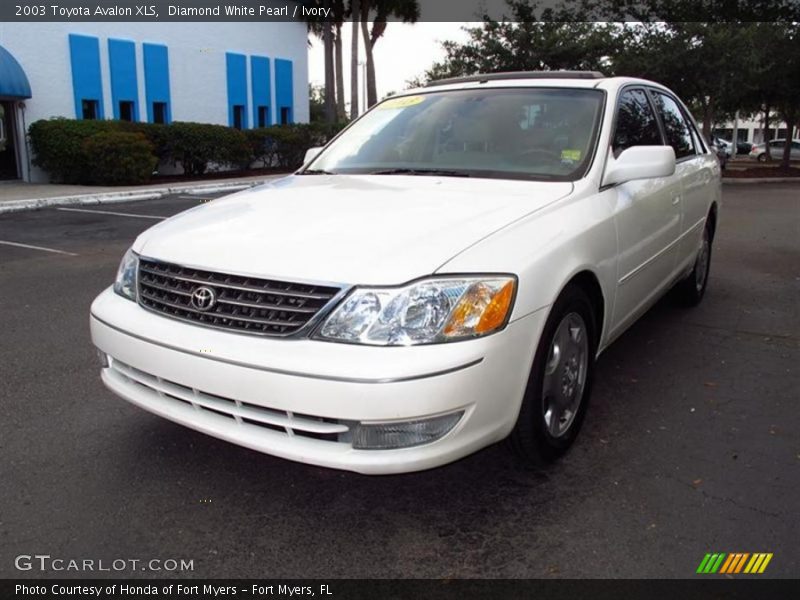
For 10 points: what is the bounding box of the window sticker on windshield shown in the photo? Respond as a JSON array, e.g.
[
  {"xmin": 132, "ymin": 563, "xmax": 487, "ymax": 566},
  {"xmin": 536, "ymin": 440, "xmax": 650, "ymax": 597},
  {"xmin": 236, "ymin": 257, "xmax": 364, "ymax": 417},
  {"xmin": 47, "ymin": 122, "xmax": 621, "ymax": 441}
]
[
  {"xmin": 379, "ymin": 95, "xmax": 426, "ymax": 110},
  {"xmin": 561, "ymin": 149, "xmax": 582, "ymax": 162}
]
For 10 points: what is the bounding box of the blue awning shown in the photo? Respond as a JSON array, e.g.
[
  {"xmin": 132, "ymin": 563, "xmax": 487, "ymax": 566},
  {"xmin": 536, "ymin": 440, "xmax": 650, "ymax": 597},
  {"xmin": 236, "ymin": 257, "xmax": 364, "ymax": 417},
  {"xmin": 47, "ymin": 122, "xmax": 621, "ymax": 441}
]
[{"xmin": 0, "ymin": 45, "xmax": 32, "ymax": 99}]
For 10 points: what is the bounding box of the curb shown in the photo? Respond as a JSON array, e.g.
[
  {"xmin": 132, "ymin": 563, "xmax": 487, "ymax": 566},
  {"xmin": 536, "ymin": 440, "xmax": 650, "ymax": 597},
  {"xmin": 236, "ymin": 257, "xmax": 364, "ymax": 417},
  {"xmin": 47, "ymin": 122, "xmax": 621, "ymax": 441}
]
[
  {"xmin": 0, "ymin": 177, "xmax": 279, "ymax": 215},
  {"xmin": 2, "ymin": 174, "xmax": 795, "ymax": 214},
  {"xmin": 722, "ymin": 177, "xmax": 800, "ymax": 184}
]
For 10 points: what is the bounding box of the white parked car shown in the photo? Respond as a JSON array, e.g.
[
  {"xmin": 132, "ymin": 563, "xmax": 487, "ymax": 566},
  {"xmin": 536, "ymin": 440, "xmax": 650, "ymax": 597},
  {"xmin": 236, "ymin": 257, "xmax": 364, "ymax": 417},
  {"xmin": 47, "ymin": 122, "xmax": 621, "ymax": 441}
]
[{"xmin": 91, "ymin": 72, "xmax": 721, "ymax": 474}]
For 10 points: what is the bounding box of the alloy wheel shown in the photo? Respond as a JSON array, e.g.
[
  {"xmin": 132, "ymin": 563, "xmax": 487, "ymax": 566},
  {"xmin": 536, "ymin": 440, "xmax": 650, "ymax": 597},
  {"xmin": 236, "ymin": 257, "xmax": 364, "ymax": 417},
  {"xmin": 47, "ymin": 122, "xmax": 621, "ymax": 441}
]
[{"xmin": 542, "ymin": 312, "xmax": 589, "ymax": 438}]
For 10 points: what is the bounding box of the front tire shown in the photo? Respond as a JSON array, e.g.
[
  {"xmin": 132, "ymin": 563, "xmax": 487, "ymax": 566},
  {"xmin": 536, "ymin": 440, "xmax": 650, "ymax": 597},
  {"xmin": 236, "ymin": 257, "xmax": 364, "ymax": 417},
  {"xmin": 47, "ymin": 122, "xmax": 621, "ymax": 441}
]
[{"xmin": 509, "ymin": 285, "xmax": 597, "ymax": 466}]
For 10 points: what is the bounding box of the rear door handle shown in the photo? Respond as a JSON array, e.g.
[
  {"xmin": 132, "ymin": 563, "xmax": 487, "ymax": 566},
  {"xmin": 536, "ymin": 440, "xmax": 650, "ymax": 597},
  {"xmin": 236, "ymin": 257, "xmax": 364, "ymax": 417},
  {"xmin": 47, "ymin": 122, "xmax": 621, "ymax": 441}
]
[{"xmin": 672, "ymin": 195, "xmax": 681, "ymax": 205}]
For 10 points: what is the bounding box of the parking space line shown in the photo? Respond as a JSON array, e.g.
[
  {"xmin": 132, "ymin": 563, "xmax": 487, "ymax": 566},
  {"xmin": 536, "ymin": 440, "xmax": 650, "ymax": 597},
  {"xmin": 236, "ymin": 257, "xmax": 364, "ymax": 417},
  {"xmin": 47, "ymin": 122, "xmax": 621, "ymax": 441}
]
[
  {"xmin": 0, "ymin": 240, "xmax": 78, "ymax": 256},
  {"xmin": 178, "ymin": 194, "xmax": 214, "ymax": 200},
  {"xmin": 56, "ymin": 207, "xmax": 166, "ymax": 220}
]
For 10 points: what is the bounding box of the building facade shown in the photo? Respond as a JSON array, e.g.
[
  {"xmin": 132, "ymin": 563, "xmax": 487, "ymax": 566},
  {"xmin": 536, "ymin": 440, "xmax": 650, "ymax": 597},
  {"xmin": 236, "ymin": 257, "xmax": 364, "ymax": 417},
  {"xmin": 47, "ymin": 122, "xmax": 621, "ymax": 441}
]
[
  {"xmin": 714, "ymin": 114, "xmax": 799, "ymax": 148},
  {"xmin": 0, "ymin": 20, "xmax": 309, "ymax": 182}
]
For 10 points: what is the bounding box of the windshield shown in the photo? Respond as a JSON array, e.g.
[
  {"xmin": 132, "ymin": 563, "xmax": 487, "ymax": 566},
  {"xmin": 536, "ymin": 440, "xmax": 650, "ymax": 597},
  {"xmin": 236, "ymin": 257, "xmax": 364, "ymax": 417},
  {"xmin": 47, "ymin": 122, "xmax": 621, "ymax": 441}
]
[{"xmin": 305, "ymin": 87, "xmax": 604, "ymax": 181}]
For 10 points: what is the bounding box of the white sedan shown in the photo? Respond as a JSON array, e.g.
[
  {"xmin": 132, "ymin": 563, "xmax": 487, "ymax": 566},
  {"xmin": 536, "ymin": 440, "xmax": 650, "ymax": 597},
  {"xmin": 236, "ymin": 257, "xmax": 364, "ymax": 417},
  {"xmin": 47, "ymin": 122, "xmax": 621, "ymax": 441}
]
[{"xmin": 91, "ymin": 72, "xmax": 721, "ymax": 474}]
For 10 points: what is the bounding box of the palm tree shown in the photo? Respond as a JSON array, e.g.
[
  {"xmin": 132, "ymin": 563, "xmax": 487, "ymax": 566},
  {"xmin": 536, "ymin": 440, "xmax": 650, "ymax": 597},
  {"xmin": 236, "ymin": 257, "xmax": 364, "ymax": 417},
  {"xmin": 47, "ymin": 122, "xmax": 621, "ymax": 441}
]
[
  {"xmin": 359, "ymin": 0, "xmax": 420, "ymax": 108},
  {"xmin": 306, "ymin": 2, "xmax": 336, "ymax": 123},
  {"xmin": 350, "ymin": 0, "xmax": 360, "ymax": 119},
  {"xmin": 332, "ymin": 1, "xmax": 347, "ymax": 120}
]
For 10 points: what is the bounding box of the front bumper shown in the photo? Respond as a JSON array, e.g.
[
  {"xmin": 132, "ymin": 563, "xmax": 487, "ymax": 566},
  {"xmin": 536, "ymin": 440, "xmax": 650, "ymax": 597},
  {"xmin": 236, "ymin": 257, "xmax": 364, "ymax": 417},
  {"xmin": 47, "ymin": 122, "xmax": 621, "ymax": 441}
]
[{"xmin": 90, "ymin": 287, "xmax": 545, "ymax": 474}]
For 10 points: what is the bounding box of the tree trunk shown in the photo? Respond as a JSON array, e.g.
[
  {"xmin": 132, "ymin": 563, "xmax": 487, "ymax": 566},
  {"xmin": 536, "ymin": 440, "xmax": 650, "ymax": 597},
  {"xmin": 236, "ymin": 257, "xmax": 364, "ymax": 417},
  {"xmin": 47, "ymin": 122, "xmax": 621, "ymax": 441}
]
[
  {"xmin": 701, "ymin": 98, "xmax": 714, "ymax": 140},
  {"xmin": 350, "ymin": 0, "xmax": 360, "ymax": 120},
  {"xmin": 322, "ymin": 8, "xmax": 336, "ymax": 124},
  {"xmin": 360, "ymin": 4, "xmax": 377, "ymax": 107},
  {"xmin": 334, "ymin": 23, "xmax": 345, "ymax": 121},
  {"xmin": 763, "ymin": 105, "xmax": 771, "ymax": 160},
  {"xmin": 780, "ymin": 110, "xmax": 794, "ymax": 169}
]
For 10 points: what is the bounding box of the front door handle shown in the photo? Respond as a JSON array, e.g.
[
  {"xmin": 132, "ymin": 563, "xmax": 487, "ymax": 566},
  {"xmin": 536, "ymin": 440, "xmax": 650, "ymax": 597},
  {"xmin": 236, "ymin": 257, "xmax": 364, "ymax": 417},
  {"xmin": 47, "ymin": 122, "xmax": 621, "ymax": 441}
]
[{"xmin": 672, "ymin": 195, "xmax": 681, "ymax": 205}]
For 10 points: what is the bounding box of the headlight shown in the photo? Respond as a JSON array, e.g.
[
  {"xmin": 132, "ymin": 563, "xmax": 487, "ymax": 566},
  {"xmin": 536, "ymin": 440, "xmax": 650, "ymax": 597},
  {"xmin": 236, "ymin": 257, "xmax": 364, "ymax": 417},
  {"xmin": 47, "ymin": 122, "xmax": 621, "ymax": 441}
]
[
  {"xmin": 316, "ymin": 276, "xmax": 516, "ymax": 346},
  {"xmin": 113, "ymin": 248, "xmax": 138, "ymax": 301}
]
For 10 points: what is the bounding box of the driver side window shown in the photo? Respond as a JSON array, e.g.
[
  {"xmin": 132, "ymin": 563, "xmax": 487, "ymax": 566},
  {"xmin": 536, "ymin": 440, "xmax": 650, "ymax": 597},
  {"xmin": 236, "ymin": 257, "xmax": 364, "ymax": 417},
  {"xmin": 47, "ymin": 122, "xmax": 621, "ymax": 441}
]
[{"xmin": 612, "ymin": 89, "xmax": 662, "ymax": 158}]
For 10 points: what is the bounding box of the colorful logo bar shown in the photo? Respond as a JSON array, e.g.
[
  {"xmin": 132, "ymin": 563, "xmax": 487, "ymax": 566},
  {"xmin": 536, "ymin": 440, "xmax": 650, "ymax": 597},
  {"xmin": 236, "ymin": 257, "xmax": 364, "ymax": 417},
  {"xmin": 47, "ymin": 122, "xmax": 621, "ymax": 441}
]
[{"xmin": 696, "ymin": 553, "xmax": 773, "ymax": 574}]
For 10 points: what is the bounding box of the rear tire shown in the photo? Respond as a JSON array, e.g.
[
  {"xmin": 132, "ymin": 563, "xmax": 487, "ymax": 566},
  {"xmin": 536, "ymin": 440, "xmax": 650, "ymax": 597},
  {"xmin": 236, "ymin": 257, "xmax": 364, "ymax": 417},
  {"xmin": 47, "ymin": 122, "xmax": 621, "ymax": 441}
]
[
  {"xmin": 509, "ymin": 285, "xmax": 597, "ymax": 466},
  {"xmin": 674, "ymin": 220, "xmax": 713, "ymax": 306}
]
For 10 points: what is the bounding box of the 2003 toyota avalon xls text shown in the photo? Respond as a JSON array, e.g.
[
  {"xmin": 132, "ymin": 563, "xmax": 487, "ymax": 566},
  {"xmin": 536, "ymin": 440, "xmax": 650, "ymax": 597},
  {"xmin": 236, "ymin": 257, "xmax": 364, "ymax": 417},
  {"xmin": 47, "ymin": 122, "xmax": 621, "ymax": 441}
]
[{"xmin": 90, "ymin": 72, "xmax": 720, "ymax": 474}]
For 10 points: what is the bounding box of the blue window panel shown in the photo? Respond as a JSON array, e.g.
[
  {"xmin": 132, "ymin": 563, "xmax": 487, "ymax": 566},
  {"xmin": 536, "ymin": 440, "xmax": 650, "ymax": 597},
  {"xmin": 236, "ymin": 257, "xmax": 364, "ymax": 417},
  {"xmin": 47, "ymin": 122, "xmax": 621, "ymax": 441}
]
[
  {"xmin": 226, "ymin": 52, "xmax": 248, "ymax": 129},
  {"xmin": 143, "ymin": 43, "xmax": 171, "ymax": 123},
  {"xmin": 68, "ymin": 34, "xmax": 104, "ymax": 119},
  {"xmin": 250, "ymin": 55, "xmax": 271, "ymax": 127},
  {"xmin": 275, "ymin": 58, "xmax": 293, "ymax": 124},
  {"xmin": 108, "ymin": 39, "xmax": 139, "ymax": 121}
]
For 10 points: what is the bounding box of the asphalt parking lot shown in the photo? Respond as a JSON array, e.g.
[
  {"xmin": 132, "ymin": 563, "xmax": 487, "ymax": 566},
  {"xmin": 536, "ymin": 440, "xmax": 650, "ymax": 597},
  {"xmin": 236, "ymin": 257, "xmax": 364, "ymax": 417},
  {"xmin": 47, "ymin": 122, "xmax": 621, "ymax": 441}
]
[{"xmin": 1, "ymin": 184, "xmax": 798, "ymax": 579}]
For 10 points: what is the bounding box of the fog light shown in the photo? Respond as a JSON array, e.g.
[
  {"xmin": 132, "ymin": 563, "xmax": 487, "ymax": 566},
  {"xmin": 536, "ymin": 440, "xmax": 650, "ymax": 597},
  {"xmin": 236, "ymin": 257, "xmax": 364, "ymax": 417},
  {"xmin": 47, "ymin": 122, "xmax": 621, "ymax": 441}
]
[
  {"xmin": 96, "ymin": 349, "xmax": 109, "ymax": 368},
  {"xmin": 352, "ymin": 411, "xmax": 464, "ymax": 450}
]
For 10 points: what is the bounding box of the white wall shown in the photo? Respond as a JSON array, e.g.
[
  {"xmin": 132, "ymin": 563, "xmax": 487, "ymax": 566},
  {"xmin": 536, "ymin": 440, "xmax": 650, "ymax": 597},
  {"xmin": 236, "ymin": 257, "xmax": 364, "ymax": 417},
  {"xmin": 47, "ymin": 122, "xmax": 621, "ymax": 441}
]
[
  {"xmin": 0, "ymin": 21, "xmax": 309, "ymax": 181},
  {"xmin": 715, "ymin": 115, "xmax": 798, "ymax": 144}
]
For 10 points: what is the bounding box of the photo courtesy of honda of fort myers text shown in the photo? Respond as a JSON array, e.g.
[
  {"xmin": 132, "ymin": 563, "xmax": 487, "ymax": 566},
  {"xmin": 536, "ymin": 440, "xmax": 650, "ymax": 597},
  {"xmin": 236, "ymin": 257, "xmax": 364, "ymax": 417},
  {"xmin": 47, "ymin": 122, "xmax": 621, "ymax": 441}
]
[
  {"xmin": 14, "ymin": 583, "xmax": 336, "ymax": 597},
  {"xmin": 1, "ymin": 0, "xmax": 799, "ymax": 598}
]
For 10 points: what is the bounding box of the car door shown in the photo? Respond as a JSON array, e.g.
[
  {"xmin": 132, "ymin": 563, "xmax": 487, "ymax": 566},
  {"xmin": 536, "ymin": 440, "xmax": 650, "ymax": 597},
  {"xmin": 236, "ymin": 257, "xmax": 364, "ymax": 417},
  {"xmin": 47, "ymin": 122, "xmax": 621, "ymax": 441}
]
[
  {"xmin": 609, "ymin": 88, "xmax": 683, "ymax": 335},
  {"xmin": 650, "ymin": 90, "xmax": 716, "ymax": 275}
]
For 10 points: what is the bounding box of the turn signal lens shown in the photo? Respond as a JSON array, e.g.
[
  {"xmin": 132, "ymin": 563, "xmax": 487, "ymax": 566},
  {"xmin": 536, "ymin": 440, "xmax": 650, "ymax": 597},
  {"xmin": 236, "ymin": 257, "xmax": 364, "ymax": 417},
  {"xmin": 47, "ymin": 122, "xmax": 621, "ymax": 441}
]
[
  {"xmin": 477, "ymin": 280, "xmax": 515, "ymax": 333},
  {"xmin": 443, "ymin": 279, "xmax": 515, "ymax": 338}
]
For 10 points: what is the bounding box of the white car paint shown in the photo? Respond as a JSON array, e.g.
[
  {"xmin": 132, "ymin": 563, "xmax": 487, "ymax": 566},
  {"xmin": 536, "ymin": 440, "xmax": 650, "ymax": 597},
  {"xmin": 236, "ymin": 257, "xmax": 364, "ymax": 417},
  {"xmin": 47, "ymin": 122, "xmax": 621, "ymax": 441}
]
[
  {"xmin": 133, "ymin": 176, "xmax": 573, "ymax": 285},
  {"xmin": 91, "ymin": 75, "xmax": 721, "ymax": 474}
]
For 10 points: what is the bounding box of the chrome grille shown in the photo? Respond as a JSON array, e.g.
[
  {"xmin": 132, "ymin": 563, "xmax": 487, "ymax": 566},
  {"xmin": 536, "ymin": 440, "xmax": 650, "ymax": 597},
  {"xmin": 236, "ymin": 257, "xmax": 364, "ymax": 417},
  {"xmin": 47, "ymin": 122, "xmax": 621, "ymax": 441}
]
[{"xmin": 137, "ymin": 258, "xmax": 342, "ymax": 336}]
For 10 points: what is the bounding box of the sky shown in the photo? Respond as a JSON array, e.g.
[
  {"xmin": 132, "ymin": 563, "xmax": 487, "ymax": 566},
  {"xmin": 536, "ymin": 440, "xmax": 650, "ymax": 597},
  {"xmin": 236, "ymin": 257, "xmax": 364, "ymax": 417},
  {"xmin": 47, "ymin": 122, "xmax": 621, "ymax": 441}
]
[{"xmin": 308, "ymin": 23, "xmax": 473, "ymax": 110}]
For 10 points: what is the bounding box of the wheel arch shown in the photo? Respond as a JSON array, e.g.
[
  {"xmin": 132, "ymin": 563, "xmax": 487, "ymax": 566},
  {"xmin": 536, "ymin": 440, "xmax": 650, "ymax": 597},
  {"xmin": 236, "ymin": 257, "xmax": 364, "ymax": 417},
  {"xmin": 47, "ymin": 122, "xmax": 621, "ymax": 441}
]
[
  {"xmin": 554, "ymin": 269, "xmax": 606, "ymax": 352},
  {"xmin": 707, "ymin": 201, "xmax": 719, "ymax": 241}
]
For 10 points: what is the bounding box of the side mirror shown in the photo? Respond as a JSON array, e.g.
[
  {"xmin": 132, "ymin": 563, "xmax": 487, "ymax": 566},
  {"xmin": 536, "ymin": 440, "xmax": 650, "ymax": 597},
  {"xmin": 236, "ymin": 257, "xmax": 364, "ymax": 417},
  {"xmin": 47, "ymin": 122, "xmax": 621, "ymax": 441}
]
[
  {"xmin": 602, "ymin": 145, "xmax": 676, "ymax": 187},
  {"xmin": 304, "ymin": 146, "xmax": 323, "ymax": 165}
]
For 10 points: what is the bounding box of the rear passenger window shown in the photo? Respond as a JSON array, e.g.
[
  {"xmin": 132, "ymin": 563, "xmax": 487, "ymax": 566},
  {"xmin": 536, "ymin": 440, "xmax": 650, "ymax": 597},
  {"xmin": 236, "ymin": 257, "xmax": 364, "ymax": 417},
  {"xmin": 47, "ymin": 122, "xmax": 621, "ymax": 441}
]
[
  {"xmin": 612, "ymin": 89, "xmax": 662, "ymax": 157},
  {"xmin": 653, "ymin": 92, "xmax": 695, "ymax": 159}
]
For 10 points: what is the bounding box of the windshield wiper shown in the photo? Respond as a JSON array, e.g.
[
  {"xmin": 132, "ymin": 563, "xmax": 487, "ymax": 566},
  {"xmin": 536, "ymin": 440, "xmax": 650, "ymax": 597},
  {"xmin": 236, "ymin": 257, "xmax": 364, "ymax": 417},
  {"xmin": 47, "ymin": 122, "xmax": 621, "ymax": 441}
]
[
  {"xmin": 366, "ymin": 168, "xmax": 472, "ymax": 178},
  {"xmin": 299, "ymin": 169, "xmax": 336, "ymax": 175}
]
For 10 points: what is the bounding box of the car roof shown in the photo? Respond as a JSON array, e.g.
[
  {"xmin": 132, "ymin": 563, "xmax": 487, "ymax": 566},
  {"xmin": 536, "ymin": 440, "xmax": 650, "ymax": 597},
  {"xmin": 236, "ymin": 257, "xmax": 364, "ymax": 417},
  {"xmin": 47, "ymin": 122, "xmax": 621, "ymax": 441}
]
[{"xmin": 404, "ymin": 73, "xmax": 671, "ymax": 96}]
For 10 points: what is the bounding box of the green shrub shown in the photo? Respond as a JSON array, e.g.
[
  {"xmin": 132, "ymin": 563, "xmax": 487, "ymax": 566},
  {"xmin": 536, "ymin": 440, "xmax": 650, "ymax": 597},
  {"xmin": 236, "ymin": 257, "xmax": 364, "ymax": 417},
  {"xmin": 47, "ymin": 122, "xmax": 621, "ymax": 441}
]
[
  {"xmin": 82, "ymin": 132, "xmax": 157, "ymax": 185},
  {"xmin": 247, "ymin": 122, "xmax": 348, "ymax": 169},
  {"xmin": 29, "ymin": 118, "xmax": 117, "ymax": 183},
  {"xmin": 28, "ymin": 118, "xmax": 165, "ymax": 184},
  {"xmin": 245, "ymin": 128, "xmax": 275, "ymax": 168},
  {"xmin": 163, "ymin": 122, "xmax": 249, "ymax": 175},
  {"xmin": 29, "ymin": 118, "xmax": 348, "ymax": 183},
  {"xmin": 123, "ymin": 121, "xmax": 170, "ymax": 161}
]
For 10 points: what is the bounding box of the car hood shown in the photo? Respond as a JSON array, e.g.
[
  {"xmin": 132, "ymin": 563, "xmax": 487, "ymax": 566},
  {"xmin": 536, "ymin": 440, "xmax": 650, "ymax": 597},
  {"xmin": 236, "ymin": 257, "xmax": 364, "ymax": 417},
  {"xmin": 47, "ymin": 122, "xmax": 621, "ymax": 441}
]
[{"xmin": 135, "ymin": 174, "xmax": 573, "ymax": 285}]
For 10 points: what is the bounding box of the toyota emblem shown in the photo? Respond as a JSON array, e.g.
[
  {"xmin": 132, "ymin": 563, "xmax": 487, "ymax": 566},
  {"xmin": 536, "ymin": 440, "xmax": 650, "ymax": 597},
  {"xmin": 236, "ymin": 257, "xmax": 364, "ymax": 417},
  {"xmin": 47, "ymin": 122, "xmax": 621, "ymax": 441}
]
[{"xmin": 191, "ymin": 286, "xmax": 217, "ymax": 311}]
